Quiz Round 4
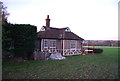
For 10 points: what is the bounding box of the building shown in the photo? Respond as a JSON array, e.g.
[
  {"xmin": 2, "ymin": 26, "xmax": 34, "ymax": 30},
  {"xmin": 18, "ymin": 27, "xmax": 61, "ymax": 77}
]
[{"xmin": 37, "ymin": 15, "xmax": 84, "ymax": 56}]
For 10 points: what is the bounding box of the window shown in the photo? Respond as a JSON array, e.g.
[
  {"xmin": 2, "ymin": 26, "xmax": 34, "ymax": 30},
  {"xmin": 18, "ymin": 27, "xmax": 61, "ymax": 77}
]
[
  {"xmin": 50, "ymin": 40, "xmax": 56, "ymax": 48},
  {"xmin": 44, "ymin": 40, "xmax": 48, "ymax": 48},
  {"xmin": 71, "ymin": 40, "xmax": 77, "ymax": 48}
]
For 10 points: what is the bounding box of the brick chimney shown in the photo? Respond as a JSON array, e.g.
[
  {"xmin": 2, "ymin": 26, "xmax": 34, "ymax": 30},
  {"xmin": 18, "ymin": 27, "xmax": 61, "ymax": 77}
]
[{"xmin": 46, "ymin": 15, "xmax": 50, "ymax": 27}]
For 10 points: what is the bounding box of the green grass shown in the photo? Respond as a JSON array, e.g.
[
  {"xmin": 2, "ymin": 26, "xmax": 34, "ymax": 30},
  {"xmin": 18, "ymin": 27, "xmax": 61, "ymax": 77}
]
[{"xmin": 2, "ymin": 47, "xmax": 119, "ymax": 79}]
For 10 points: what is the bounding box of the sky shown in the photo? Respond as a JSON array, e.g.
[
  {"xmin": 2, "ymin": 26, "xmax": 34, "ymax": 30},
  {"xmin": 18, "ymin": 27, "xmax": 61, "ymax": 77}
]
[{"xmin": 2, "ymin": 0, "xmax": 119, "ymax": 40}]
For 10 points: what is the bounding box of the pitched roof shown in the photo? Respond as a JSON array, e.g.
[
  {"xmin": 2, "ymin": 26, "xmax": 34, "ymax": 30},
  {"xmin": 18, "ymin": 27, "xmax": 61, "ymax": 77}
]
[{"xmin": 37, "ymin": 26, "xmax": 84, "ymax": 40}]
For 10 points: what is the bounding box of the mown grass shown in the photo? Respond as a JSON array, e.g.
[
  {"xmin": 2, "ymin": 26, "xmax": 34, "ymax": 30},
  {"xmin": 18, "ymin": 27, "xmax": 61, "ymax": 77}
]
[{"xmin": 2, "ymin": 47, "xmax": 119, "ymax": 79}]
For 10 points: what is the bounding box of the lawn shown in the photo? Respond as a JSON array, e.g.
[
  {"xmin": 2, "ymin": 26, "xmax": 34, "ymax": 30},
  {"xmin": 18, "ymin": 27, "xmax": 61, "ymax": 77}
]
[{"xmin": 2, "ymin": 47, "xmax": 119, "ymax": 79}]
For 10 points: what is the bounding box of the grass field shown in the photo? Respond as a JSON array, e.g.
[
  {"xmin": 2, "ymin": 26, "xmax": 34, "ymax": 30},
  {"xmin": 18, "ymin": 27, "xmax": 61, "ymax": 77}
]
[{"xmin": 2, "ymin": 47, "xmax": 119, "ymax": 79}]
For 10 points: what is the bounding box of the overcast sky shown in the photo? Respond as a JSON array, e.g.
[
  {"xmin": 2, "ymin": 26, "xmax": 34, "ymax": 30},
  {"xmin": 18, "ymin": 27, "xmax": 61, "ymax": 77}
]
[{"xmin": 2, "ymin": 0, "xmax": 119, "ymax": 40}]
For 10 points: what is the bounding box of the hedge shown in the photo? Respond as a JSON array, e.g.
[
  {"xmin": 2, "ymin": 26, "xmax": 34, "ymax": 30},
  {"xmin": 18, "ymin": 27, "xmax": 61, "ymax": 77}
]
[{"xmin": 2, "ymin": 24, "xmax": 37, "ymax": 59}]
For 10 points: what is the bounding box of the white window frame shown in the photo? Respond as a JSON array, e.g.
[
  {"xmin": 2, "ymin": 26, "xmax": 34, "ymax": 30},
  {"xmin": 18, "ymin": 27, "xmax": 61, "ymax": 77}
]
[
  {"xmin": 50, "ymin": 40, "xmax": 56, "ymax": 48},
  {"xmin": 70, "ymin": 40, "xmax": 77, "ymax": 49},
  {"xmin": 44, "ymin": 39, "xmax": 48, "ymax": 48}
]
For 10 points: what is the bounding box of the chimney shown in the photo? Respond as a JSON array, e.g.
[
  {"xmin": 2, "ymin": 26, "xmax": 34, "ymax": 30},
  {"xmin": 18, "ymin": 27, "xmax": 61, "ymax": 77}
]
[{"xmin": 46, "ymin": 15, "xmax": 50, "ymax": 27}]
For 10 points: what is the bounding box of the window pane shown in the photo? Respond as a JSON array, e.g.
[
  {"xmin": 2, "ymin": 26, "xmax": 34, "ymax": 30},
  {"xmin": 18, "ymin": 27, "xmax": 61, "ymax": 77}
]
[
  {"xmin": 44, "ymin": 40, "xmax": 48, "ymax": 48},
  {"xmin": 71, "ymin": 40, "xmax": 76, "ymax": 48},
  {"xmin": 50, "ymin": 40, "xmax": 56, "ymax": 48}
]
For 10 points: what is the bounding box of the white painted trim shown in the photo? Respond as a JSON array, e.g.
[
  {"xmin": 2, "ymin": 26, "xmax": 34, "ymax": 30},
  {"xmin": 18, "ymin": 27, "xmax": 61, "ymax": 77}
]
[
  {"xmin": 65, "ymin": 27, "xmax": 71, "ymax": 32},
  {"xmin": 63, "ymin": 40, "xmax": 65, "ymax": 55},
  {"xmin": 41, "ymin": 39, "xmax": 43, "ymax": 51},
  {"xmin": 63, "ymin": 49, "xmax": 82, "ymax": 56},
  {"xmin": 40, "ymin": 26, "xmax": 45, "ymax": 31},
  {"xmin": 85, "ymin": 50, "xmax": 93, "ymax": 52},
  {"xmin": 64, "ymin": 54, "xmax": 81, "ymax": 56}
]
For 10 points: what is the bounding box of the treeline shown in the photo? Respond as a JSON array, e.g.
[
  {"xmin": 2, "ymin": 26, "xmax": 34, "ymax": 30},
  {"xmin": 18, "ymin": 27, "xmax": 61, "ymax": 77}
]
[
  {"xmin": 2, "ymin": 23, "xmax": 37, "ymax": 60},
  {"xmin": 86, "ymin": 40, "xmax": 119, "ymax": 47}
]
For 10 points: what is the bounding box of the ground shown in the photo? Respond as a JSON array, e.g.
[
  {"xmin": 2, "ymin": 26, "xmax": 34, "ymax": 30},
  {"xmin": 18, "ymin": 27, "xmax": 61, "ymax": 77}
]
[{"xmin": 2, "ymin": 47, "xmax": 119, "ymax": 79}]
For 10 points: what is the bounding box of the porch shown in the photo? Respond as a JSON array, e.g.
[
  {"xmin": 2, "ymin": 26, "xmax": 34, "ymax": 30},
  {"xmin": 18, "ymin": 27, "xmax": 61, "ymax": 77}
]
[{"xmin": 41, "ymin": 48, "xmax": 82, "ymax": 56}]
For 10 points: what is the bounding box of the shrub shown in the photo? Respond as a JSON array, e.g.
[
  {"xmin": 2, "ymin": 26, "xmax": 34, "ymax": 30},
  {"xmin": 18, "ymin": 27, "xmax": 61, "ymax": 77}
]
[
  {"xmin": 93, "ymin": 48, "xmax": 103, "ymax": 53},
  {"xmin": 2, "ymin": 24, "xmax": 37, "ymax": 60}
]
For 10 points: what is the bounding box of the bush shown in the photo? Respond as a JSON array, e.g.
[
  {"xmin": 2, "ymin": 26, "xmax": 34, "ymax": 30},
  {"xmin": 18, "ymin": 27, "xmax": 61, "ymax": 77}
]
[
  {"xmin": 93, "ymin": 48, "xmax": 103, "ymax": 53},
  {"xmin": 2, "ymin": 24, "xmax": 37, "ymax": 60}
]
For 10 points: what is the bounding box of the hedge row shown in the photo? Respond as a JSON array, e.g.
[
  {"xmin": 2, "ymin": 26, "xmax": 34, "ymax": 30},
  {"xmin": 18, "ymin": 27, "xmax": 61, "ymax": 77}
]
[{"xmin": 2, "ymin": 24, "xmax": 37, "ymax": 59}]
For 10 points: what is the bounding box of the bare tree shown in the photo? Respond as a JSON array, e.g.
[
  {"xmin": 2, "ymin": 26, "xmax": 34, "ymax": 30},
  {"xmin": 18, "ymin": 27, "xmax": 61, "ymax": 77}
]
[{"xmin": 0, "ymin": 1, "xmax": 9, "ymax": 24}]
